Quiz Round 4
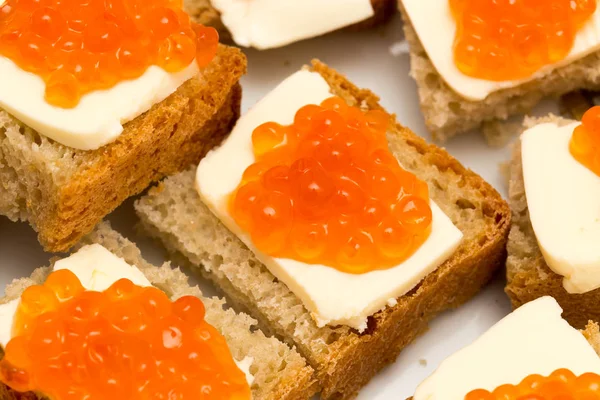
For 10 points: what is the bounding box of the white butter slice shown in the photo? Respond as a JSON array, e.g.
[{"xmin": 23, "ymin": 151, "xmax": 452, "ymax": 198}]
[
  {"xmin": 196, "ymin": 70, "xmax": 463, "ymax": 331},
  {"xmin": 401, "ymin": 0, "xmax": 600, "ymax": 101},
  {"xmin": 52, "ymin": 244, "xmax": 153, "ymax": 291},
  {"xmin": 0, "ymin": 300, "xmax": 18, "ymax": 350},
  {"xmin": 0, "ymin": 244, "xmax": 151, "ymax": 348},
  {"xmin": 211, "ymin": 0, "xmax": 374, "ymax": 50},
  {"xmin": 414, "ymin": 296, "xmax": 600, "ymax": 400},
  {"xmin": 0, "ymin": 57, "xmax": 198, "ymax": 150},
  {"xmin": 521, "ymin": 122, "xmax": 600, "ymax": 294},
  {"xmin": 0, "ymin": 244, "xmax": 254, "ymax": 385}
]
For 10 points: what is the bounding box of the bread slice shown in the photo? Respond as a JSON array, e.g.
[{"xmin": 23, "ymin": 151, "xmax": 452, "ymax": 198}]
[
  {"xmin": 506, "ymin": 115, "xmax": 600, "ymax": 329},
  {"xmin": 0, "ymin": 45, "xmax": 246, "ymax": 253},
  {"xmin": 135, "ymin": 60, "xmax": 511, "ymax": 399},
  {"xmin": 0, "ymin": 221, "xmax": 318, "ymax": 400},
  {"xmin": 583, "ymin": 322, "xmax": 600, "ymax": 355},
  {"xmin": 184, "ymin": 0, "xmax": 396, "ymax": 44},
  {"xmin": 398, "ymin": 3, "xmax": 600, "ymax": 142}
]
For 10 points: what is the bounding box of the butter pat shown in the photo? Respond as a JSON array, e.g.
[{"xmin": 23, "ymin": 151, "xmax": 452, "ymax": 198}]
[
  {"xmin": 0, "ymin": 244, "xmax": 151, "ymax": 348},
  {"xmin": 211, "ymin": 0, "xmax": 374, "ymax": 50},
  {"xmin": 521, "ymin": 122, "xmax": 600, "ymax": 294},
  {"xmin": 196, "ymin": 70, "xmax": 463, "ymax": 331},
  {"xmin": 414, "ymin": 297, "xmax": 600, "ymax": 400},
  {"xmin": 0, "ymin": 57, "xmax": 198, "ymax": 150},
  {"xmin": 0, "ymin": 300, "xmax": 18, "ymax": 350},
  {"xmin": 401, "ymin": 0, "xmax": 600, "ymax": 101},
  {"xmin": 53, "ymin": 243, "xmax": 152, "ymax": 290}
]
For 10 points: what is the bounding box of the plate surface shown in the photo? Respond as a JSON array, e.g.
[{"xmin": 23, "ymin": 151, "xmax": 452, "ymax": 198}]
[{"xmin": 0, "ymin": 14, "xmax": 558, "ymax": 399}]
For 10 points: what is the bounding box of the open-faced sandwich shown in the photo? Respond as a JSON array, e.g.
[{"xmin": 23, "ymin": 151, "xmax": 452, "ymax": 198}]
[
  {"xmin": 183, "ymin": 0, "xmax": 396, "ymax": 50},
  {"xmin": 399, "ymin": 0, "xmax": 600, "ymax": 142},
  {"xmin": 507, "ymin": 108, "xmax": 600, "ymax": 328},
  {"xmin": 135, "ymin": 60, "xmax": 511, "ymax": 399},
  {"xmin": 0, "ymin": 0, "xmax": 246, "ymax": 252},
  {"xmin": 0, "ymin": 222, "xmax": 317, "ymax": 399}
]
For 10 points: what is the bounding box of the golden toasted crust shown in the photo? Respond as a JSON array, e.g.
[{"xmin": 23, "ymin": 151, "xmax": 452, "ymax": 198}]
[
  {"xmin": 506, "ymin": 118, "xmax": 600, "ymax": 328},
  {"xmin": 0, "ymin": 387, "xmax": 39, "ymax": 400},
  {"xmin": 136, "ymin": 60, "xmax": 511, "ymax": 399},
  {"xmin": 184, "ymin": 0, "xmax": 395, "ymax": 44},
  {"xmin": 0, "ymin": 45, "xmax": 246, "ymax": 252},
  {"xmin": 310, "ymin": 60, "xmax": 511, "ymax": 399}
]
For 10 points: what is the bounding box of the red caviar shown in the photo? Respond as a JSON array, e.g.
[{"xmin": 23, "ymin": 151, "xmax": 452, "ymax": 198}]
[
  {"xmin": 0, "ymin": 0, "xmax": 219, "ymax": 108},
  {"xmin": 229, "ymin": 96, "xmax": 433, "ymax": 274},
  {"xmin": 571, "ymin": 105, "xmax": 600, "ymax": 177},
  {"xmin": 0, "ymin": 269, "xmax": 251, "ymax": 400},
  {"xmin": 465, "ymin": 369, "xmax": 600, "ymax": 400},
  {"xmin": 449, "ymin": 0, "xmax": 596, "ymax": 81}
]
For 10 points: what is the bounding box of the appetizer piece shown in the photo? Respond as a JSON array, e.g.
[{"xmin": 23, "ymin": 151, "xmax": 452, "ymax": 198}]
[
  {"xmin": 0, "ymin": 223, "xmax": 317, "ymax": 400},
  {"xmin": 399, "ymin": 0, "xmax": 600, "ymax": 141},
  {"xmin": 184, "ymin": 0, "xmax": 396, "ymax": 49},
  {"xmin": 413, "ymin": 296, "xmax": 600, "ymax": 400},
  {"xmin": 136, "ymin": 61, "xmax": 510, "ymax": 399},
  {"xmin": 0, "ymin": 0, "xmax": 246, "ymax": 252},
  {"xmin": 507, "ymin": 108, "xmax": 600, "ymax": 328}
]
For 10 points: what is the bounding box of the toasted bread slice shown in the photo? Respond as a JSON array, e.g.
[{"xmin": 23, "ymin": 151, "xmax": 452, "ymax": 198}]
[
  {"xmin": 0, "ymin": 222, "xmax": 317, "ymax": 400},
  {"xmin": 135, "ymin": 60, "xmax": 511, "ymax": 399},
  {"xmin": 184, "ymin": 0, "xmax": 396, "ymax": 44},
  {"xmin": 0, "ymin": 45, "xmax": 246, "ymax": 253},
  {"xmin": 506, "ymin": 115, "xmax": 600, "ymax": 328},
  {"xmin": 398, "ymin": 3, "xmax": 600, "ymax": 142}
]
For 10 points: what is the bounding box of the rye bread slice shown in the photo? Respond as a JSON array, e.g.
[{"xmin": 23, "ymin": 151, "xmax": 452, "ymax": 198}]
[
  {"xmin": 0, "ymin": 45, "xmax": 246, "ymax": 253},
  {"xmin": 135, "ymin": 60, "xmax": 511, "ymax": 399}
]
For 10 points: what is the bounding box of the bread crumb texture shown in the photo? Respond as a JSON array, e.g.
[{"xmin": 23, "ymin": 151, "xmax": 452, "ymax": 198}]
[
  {"xmin": 506, "ymin": 115, "xmax": 600, "ymax": 328},
  {"xmin": 135, "ymin": 60, "xmax": 511, "ymax": 399},
  {"xmin": 0, "ymin": 222, "xmax": 317, "ymax": 400},
  {"xmin": 399, "ymin": 4, "xmax": 600, "ymax": 142},
  {"xmin": 0, "ymin": 45, "xmax": 246, "ymax": 253}
]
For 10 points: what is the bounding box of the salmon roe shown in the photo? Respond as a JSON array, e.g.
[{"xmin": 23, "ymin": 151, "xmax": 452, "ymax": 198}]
[
  {"xmin": 0, "ymin": 269, "xmax": 251, "ymax": 400},
  {"xmin": 229, "ymin": 97, "xmax": 433, "ymax": 274},
  {"xmin": 571, "ymin": 105, "xmax": 600, "ymax": 177},
  {"xmin": 465, "ymin": 369, "xmax": 600, "ymax": 400},
  {"xmin": 449, "ymin": 0, "xmax": 596, "ymax": 81},
  {"xmin": 0, "ymin": 0, "xmax": 219, "ymax": 108}
]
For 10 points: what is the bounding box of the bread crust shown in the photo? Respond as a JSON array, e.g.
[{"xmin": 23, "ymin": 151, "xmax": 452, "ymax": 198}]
[
  {"xmin": 0, "ymin": 45, "xmax": 246, "ymax": 253},
  {"xmin": 136, "ymin": 60, "xmax": 511, "ymax": 399},
  {"xmin": 506, "ymin": 121, "xmax": 600, "ymax": 328},
  {"xmin": 398, "ymin": 2, "xmax": 600, "ymax": 142},
  {"xmin": 0, "ymin": 223, "xmax": 317, "ymax": 400},
  {"xmin": 184, "ymin": 0, "xmax": 395, "ymax": 44},
  {"xmin": 312, "ymin": 60, "xmax": 510, "ymax": 398}
]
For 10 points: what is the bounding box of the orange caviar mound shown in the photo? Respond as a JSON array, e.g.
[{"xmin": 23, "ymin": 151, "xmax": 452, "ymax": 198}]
[
  {"xmin": 0, "ymin": 0, "xmax": 219, "ymax": 108},
  {"xmin": 0, "ymin": 269, "xmax": 251, "ymax": 400},
  {"xmin": 464, "ymin": 369, "xmax": 600, "ymax": 400},
  {"xmin": 571, "ymin": 105, "xmax": 600, "ymax": 177},
  {"xmin": 449, "ymin": 0, "xmax": 596, "ymax": 81},
  {"xmin": 229, "ymin": 96, "xmax": 433, "ymax": 274}
]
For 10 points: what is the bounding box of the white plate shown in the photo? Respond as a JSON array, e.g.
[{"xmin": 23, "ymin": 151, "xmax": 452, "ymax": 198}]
[{"xmin": 0, "ymin": 14, "xmax": 560, "ymax": 399}]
